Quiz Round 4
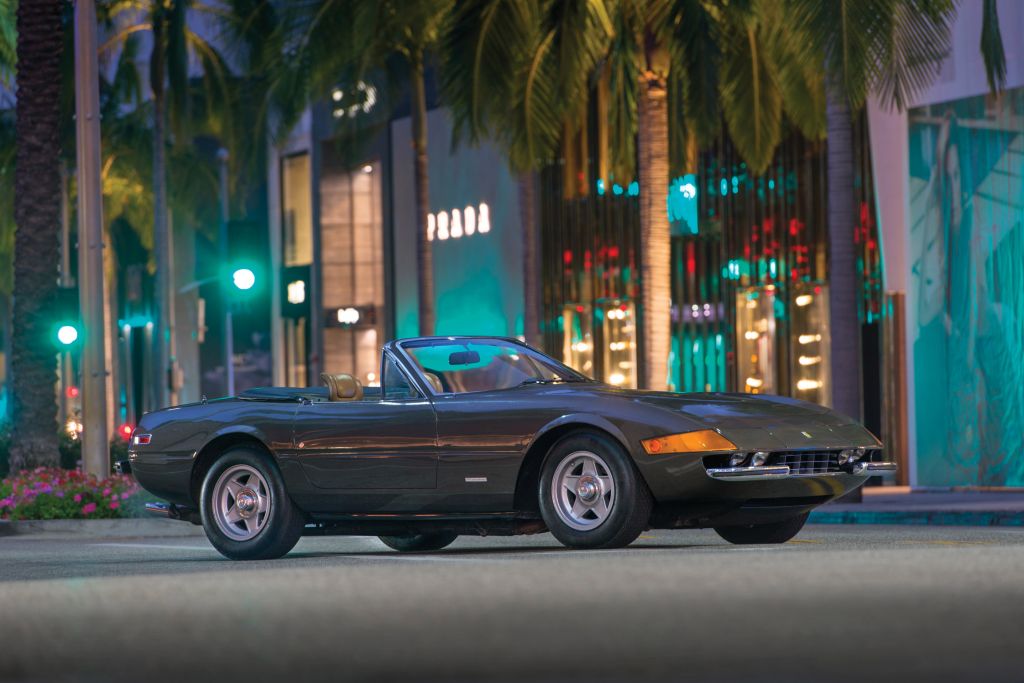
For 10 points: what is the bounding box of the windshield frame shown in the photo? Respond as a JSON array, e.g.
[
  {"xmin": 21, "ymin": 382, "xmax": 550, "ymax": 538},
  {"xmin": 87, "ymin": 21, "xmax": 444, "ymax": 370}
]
[{"xmin": 392, "ymin": 336, "xmax": 591, "ymax": 396}]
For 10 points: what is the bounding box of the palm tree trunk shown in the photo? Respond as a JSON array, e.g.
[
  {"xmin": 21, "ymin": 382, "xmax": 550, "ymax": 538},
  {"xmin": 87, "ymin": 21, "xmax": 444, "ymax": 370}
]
[
  {"xmin": 637, "ymin": 74, "xmax": 671, "ymax": 391},
  {"xmin": 826, "ymin": 85, "xmax": 862, "ymax": 420},
  {"xmin": 410, "ymin": 51, "xmax": 435, "ymax": 336},
  {"xmin": 151, "ymin": 29, "xmax": 170, "ymax": 409},
  {"xmin": 9, "ymin": 0, "xmax": 63, "ymax": 471},
  {"xmin": 519, "ymin": 171, "xmax": 541, "ymax": 347}
]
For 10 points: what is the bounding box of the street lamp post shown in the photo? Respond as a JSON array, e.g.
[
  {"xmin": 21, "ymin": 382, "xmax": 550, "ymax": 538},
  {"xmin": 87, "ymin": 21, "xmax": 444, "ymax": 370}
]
[
  {"xmin": 218, "ymin": 149, "xmax": 235, "ymax": 396},
  {"xmin": 74, "ymin": 0, "xmax": 109, "ymax": 475}
]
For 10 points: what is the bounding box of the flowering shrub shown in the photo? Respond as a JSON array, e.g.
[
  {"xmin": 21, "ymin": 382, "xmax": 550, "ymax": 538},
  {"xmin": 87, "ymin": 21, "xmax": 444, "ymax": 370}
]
[{"xmin": 0, "ymin": 467, "xmax": 149, "ymax": 520}]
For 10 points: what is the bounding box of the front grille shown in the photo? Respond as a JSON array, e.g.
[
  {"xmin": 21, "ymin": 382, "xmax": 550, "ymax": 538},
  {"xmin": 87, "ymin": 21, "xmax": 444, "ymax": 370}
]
[{"xmin": 770, "ymin": 450, "xmax": 840, "ymax": 475}]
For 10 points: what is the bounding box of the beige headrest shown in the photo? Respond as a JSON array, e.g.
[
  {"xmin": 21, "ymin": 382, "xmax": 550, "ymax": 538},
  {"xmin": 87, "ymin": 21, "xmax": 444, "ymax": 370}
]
[
  {"xmin": 423, "ymin": 372, "xmax": 444, "ymax": 393},
  {"xmin": 320, "ymin": 373, "xmax": 364, "ymax": 401}
]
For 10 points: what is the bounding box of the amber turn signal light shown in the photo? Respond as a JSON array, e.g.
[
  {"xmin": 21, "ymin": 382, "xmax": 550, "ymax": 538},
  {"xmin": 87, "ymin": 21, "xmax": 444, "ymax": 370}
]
[{"xmin": 641, "ymin": 430, "xmax": 737, "ymax": 455}]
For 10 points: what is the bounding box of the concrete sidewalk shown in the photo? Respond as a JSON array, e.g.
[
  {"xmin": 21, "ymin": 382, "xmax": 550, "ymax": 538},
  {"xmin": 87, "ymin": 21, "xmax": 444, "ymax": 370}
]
[{"xmin": 810, "ymin": 487, "xmax": 1024, "ymax": 526}]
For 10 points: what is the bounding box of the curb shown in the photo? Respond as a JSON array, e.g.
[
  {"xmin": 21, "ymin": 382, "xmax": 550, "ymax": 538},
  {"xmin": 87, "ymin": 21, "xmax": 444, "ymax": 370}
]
[
  {"xmin": 809, "ymin": 510, "xmax": 1024, "ymax": 527},
  {"xmin": 0, "ymin": 518, "xmax": 206, "ymax": 537}
]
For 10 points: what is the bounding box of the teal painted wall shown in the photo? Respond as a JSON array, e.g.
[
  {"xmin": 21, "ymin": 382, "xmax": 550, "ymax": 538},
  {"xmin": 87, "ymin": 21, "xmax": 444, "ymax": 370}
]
[
  {"xmin": 390, "ymin": 108, "xmax": 524, "ymax": 341},
  {"xmin": 908, "ymin": 89, "xmax": 1024, "ymax": 486}
]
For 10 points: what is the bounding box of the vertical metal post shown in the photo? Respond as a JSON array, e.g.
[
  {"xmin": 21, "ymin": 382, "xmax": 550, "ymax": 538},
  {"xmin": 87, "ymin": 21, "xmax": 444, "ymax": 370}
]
[
  {"xmin": 59, "ymin": 164, "xmax": 71, "ymax": 424},
  {"xmin": 218, "ymin": 149, "xmax": 234, "ymax": 396},
  {"xmin": 74, "ymin": 0, "xmax": 109, "ymax": 475}
]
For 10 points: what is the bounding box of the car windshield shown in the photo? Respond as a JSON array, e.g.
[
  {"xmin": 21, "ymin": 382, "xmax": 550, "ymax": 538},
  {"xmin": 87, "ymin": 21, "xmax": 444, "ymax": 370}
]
[{"xmin": 400, "ymin": 338, "xmax": 589, "ymax": 394}]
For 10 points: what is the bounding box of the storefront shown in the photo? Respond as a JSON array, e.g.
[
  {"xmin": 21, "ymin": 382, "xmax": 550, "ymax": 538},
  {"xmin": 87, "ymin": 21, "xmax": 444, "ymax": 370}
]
[
  {"xmin": 269, "ymin": 99, "xmax": 523, "ymax": 390},
  {"xmin": 541, "ymin": 127, "xmax": 881, "ymax": 407}
]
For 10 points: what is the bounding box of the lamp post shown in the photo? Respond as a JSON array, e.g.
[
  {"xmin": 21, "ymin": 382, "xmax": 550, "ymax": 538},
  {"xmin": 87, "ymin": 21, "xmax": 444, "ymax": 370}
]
[
  {"xmin": 74, "ymin": 0, "xmax": 109, "ymax": 475},
  {"xmin": 218, "ymin": 148, "xmax": 235, "ymax": 396}
]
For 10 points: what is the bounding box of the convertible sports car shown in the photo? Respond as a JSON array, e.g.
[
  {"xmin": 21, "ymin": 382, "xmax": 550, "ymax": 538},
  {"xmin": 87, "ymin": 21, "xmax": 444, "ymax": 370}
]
[{"xmin": 127, "ymin": 335, "xmax": 894, "ymax": 560}]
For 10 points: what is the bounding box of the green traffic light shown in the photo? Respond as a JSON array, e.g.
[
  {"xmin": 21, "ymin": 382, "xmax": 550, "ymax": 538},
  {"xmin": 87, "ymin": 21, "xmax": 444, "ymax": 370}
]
[
  {"xmin": 232, "ymin": 268, "xmax": 256, "ymax": 290},
  {"xmin": 57, "ymin": 325, "xmax": 79, "ymax": 346}
]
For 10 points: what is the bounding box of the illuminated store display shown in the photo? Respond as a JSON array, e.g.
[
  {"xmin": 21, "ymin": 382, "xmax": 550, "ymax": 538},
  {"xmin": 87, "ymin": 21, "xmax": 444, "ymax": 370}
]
[
  {"xmin": 788, "ymin": 282, "xmax": 831, "ymax": 405},
  {"xmin": 561, "ymin": 304, "xmax": 594, "ymax": 376},
  {"xmin": 735, "ymin": 287, "xmax": 777, "ymax": 395},
  {"xmin": 600, "ymin": 301, "xmax": 637, "ymax": 388}
]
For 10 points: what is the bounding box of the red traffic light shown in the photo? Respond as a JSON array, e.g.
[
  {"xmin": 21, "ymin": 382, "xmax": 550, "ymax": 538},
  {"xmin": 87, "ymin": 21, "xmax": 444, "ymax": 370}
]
[
  {"xmin": 118, "ymin": 423, "xmax": 134, "ymax": 442},
  {"xmin": 66, "ymin": 386, "xmax": 79, "ymax": 399}
]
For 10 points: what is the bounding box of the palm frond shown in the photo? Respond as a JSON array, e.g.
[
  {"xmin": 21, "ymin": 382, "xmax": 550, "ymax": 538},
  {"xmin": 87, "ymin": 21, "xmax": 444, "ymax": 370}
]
[
  {"xmin": 662, "ymin": 0, "xmax": 723, "ymax": 162},
  {"xmin": 872, "ymin": 0, "xmax": 954, "ymax": 110},
  {"xmin": 762, "ymin": 1, "xmax": 825, "ymax": 141},
  {"xmin": 718, "ymin": 6, "xmax": 782, "ymax": 174}
]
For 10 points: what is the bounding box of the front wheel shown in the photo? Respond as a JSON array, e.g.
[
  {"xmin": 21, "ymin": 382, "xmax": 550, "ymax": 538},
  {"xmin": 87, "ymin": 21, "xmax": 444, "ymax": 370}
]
[
  {"xmin": 713, "ymin": 513, "xmax": 809, "ymax": 545},
  {"xmin": 200, "ymin": 447, "xmax": 306, "ymax": 560},
  {"xmin": 539, "ymin": 431, "xmax": 652, "ymax": 549},
  {"xmin": 378, "ymin": 532, "xmax": 458, "ymax": 552}
]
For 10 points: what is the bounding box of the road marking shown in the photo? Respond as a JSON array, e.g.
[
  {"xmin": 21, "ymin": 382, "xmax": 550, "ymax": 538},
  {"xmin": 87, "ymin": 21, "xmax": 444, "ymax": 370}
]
[
  {"xmin": 94, "ymin": 543, "xmax": 214, "ymax": 551},
  {"xmin": 789, "ymin": 539, "xmax": 823, "ymax": 544}
]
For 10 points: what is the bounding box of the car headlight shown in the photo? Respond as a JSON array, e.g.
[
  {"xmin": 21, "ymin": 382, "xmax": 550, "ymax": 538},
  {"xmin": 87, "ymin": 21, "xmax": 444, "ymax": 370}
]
[
  {"xmin": 750, "ymin": 451, "xmax": 769, "ymax": 467},
  {"xmin": 641, "ymin": 430, "xmax": 738, "ymax": 455},
  {"xmin": 838, "ymin": 448, "xmax": 857, "ymax": 465},
  {"xmin": 729, "ymin": 452, "xmax": 748, "ymax": 467}
]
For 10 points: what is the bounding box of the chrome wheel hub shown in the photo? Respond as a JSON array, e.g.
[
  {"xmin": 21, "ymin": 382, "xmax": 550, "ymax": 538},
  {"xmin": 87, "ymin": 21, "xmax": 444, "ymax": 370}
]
[
  {"xmin": 551, "ymin": 451, "xmax": 616, "ymax": 531},
  {"xmin": 576, "ymin": 476, "xmax": 601, "ymax": 502},
  {"xmin": 211, "ymin": 464, "xmax": 272, "ymax": 541}
]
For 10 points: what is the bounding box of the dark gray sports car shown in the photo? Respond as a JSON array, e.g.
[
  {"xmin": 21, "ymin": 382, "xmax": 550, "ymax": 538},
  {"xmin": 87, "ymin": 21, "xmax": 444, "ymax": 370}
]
[{"xmin": 127, "ymin": 335, "xmax": 893, "ymax": 560}]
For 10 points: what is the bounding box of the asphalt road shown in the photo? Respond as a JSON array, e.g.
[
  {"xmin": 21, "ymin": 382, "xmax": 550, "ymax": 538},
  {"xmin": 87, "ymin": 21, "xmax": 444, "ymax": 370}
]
[{"xmin": 1, "ymin": 525, "xmax": 1023, "ymax": 683}]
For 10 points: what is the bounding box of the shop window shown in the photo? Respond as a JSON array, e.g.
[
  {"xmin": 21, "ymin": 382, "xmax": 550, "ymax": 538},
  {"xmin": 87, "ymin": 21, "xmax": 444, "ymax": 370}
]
[
  {"xmin": 282, "ymin": 153, "xmax": 313, "ymax": 267},
  {"xmin": 561, "ymin": 304, "xmax": 594, "ymax": 376},
  {"xmin": 320, "ymin": 160, "xmax": 384, "ymax": 387},
  {"xmin": 736, "ymin": 287, "xmax": 777, "ymax": 395},
  {"xmin": 789, "ymin": 282, "xmax": 831, "ymax": 405},
  {"xmin": 600, "ymin": 300, "xmax": 637, "ymax": 388}
]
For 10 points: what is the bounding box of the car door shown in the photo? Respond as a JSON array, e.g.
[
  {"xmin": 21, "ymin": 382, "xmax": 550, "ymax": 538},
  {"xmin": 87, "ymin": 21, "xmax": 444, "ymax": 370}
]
[
  {"xmin": 293, "ymin": 353, "xmax": 438, "ymax": 489},
  {"xmin": 430, "ymin": 390, "xmax": 534, "ymax": 512}
]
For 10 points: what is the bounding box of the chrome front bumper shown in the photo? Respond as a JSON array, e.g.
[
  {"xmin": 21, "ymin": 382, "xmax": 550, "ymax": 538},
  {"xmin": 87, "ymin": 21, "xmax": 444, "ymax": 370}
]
[{"xmin": 706, "ymin": 461, "xmax": 897, "ymax": 482}]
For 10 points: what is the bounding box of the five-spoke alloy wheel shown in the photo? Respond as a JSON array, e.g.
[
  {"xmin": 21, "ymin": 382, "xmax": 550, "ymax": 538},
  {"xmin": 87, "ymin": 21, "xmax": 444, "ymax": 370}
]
[
  {"xmin": 550, "ymin": 451, "xmax": 616, "ymax": 531},
  {"xmin": 539, "ymin": 431, "xmax": 652, "ymax": 549},
  {"xmin": 200, "ymin": 447, "xmax": 305, "ymax": 560}
]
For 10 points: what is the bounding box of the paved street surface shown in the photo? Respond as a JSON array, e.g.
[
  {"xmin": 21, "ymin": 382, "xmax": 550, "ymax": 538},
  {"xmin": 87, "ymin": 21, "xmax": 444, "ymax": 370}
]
[{"xmin": 1, "ymin": 525, "xmax": 1023, "ymax": 682}]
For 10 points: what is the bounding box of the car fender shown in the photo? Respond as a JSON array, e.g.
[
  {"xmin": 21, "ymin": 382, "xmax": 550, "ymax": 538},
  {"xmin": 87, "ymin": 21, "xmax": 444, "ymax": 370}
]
[{"xmin": 527, "ymin": 412, "xmax": 634, "ymax": 457}]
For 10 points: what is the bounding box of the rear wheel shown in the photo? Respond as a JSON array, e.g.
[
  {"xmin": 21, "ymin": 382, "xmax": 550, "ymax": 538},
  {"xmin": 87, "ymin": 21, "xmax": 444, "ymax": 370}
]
[
  {"xmin": 539, "ymin": 431, "xmax": 652, "ymax": 549},
  {"xmin": 200, "ymin": 447, "xmax": 305, "ymax": 560},
  {"xmin": 378, "ymin": 532, "xmax": 458, "ymax": 552},
  {"xmin": 714, "ymin": 513, "xmax": 809, "ymax": 545}
]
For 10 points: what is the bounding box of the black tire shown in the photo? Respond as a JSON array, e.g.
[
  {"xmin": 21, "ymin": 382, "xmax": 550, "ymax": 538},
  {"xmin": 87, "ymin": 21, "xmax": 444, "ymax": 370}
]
[
  {"xmin": 538, "ymin": 431, "xmax": 652, "ymax": 549},
  {"xmin": 713, "ymin": 512, "xmax": 809, "ymax": 545},
  {"xmin": 200, "ymin": 446, "xmax": 306, "ymax": 560},
  {"xmin": 378, "ymin": 532, "xmax": 458, "ymax": 552}
]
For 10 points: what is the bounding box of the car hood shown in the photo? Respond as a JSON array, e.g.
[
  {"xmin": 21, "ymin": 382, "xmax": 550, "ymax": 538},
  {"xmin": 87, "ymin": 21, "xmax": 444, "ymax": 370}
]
[{"xmin": 617, "ymin": 389, "xmax": 879, "ymax": 450}]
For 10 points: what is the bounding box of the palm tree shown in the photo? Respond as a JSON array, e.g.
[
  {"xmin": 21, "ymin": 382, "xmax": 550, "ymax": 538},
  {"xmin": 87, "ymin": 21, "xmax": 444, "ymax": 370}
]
[
  {"xmin": 789, "ymin": 0, "xmax": 1006, "ymax": 419},
  {"xmin": 454, "ymin": 0, "xmax": 822, "ymax": 389},
  {"xmin": 100, "ymin": 0, "xmax": 233, "ymax": 407},
  {"xmin": 9, "ymin": 0, "xmax": 64, "ymax": 470},
  {"xmin": 271, "ymin": 0, "xmax": 454, "ymax": 336}
]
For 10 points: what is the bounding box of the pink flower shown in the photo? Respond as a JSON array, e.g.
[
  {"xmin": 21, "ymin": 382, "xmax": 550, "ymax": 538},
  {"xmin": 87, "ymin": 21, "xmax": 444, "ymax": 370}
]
[
  {"xmin": 81, "ymin": 502, "xmax": 97, "ymax": 515},
  {"xmin": 102, "ymin": 488, "xmax": 112, "ymax": 497},
  {"xmin": 73, "ymin": 494, "xmax": 82, "ymax": 503},
  {"xmin": 109, "ymin": 501, "xmax": 120, "ymax": 510},
  {"xmin": 121, "ymin": 492, "xmax": 132, "ymax": 500},
  {"xmin": 55, "ymin": 491, "xmax": 65, "ymax": 498},
  {"xmin": 0, "ymin": 498, "xmax": 11, "ymax": 509}
]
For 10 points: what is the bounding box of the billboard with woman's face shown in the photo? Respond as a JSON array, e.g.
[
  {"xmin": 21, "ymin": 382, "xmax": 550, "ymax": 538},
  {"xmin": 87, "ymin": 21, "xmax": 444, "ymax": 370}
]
[{"xmin": 909, "ymin": 89, "xmax": 1024, "ymax": 486}]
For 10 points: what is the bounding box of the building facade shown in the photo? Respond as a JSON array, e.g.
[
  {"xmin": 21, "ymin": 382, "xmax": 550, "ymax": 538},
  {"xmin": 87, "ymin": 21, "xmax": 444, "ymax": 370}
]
[{"xmin": 870, "ymin": 0, "xmax": 1024, "ymax": 487}]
